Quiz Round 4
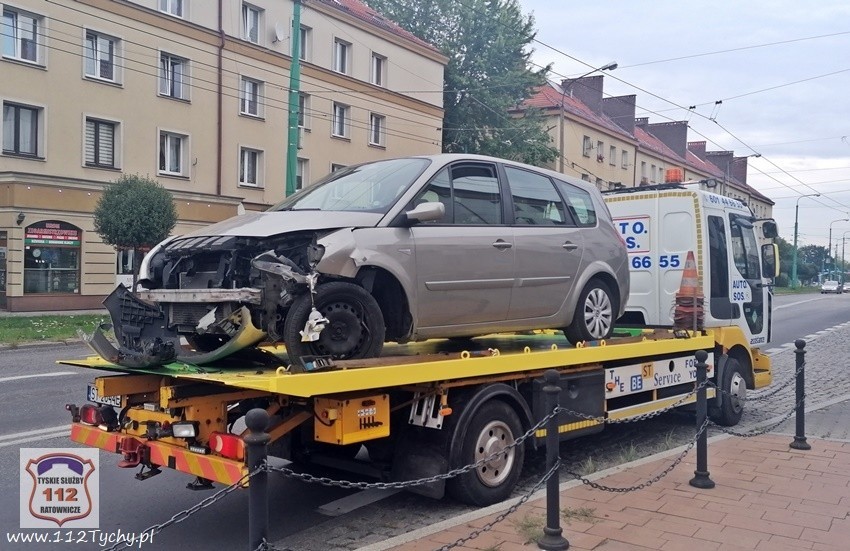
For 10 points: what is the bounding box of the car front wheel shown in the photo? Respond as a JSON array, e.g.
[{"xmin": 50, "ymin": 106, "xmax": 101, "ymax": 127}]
[
  {"xmin": 564, "ymin": 279, "xmax": 616, "ymax": 344},
  {"xmin": 283, "ymin": 282, "xmax": 385, "ymax": 367}
]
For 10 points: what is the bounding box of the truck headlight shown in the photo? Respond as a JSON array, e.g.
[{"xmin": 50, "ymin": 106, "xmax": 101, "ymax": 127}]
[{"xmin": 172, "ymin": 421, "xmax": 199, "ymax": 438}]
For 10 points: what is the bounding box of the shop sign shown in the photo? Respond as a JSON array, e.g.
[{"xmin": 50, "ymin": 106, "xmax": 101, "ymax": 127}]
[{"xmin": 25, "ymin": 221, "xmax": 81, "ymax": 247}]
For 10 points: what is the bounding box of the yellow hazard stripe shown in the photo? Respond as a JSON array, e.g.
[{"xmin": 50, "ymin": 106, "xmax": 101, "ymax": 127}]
[{"xmin": 535, "ymin": 419, "xmax": 602, "ymax": 437}]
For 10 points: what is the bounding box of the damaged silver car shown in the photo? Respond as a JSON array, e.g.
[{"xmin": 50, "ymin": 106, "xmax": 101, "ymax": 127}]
[{"xmin": 96, "ymin": 154, "xmax": 629, "ymax": 369}]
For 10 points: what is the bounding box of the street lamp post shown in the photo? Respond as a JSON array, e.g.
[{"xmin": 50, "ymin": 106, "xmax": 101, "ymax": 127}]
[
  {"xmin": 558, "ymin": 62, "xmax": 617, "ymax": 173},
  {"xmin": 791, "ymin": 193, "xmax": 820, "ymax": 288},
  {"xmin": 826, "ymin": 217, "xmax": 850, "ymax": 281},
  {"xmin": 842, "ymin": 231, "xmax": 850, "ymax": 284}
]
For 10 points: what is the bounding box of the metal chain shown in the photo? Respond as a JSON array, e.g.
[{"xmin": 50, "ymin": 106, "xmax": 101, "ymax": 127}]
[
  {"xmin": 436, "ymin": 461, "xmax": 560, "ymax": 551},
  {"xmin": 105, "ymin": 467, "xmax": 263, "ymax": 551},
  {"xmin": 268, "ymin": 406, "xmax": 562, "ymax": 490},
  {"xmin": 710, "ymin": 396, "xmax": 805, "ymax": 438},
  {"xmin": 557, "ymin": 378, "xmax": 710, "ymax": 424},
  {"xmin": 563, "ymin": 418, "xmax": 709, "ymax": 493}
]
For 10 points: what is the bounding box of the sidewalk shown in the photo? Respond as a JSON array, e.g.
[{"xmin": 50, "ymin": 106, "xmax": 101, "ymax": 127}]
[{"xmin": 366, "ymin": 402, "xmax": 850, "ymax": 551}]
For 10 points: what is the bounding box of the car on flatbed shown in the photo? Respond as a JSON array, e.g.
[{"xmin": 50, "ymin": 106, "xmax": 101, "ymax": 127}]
[{"xmin": 98, "ymin": 154, "xmax": 630, "ymax": 369}]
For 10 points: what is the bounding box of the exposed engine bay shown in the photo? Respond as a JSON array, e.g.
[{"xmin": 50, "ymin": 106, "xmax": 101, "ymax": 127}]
[{"xmin": 90, "ymin": 231, "xmax": 330, "ymax": 368}]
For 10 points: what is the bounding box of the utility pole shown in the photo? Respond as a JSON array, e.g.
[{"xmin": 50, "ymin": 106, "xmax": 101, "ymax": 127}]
[{"xmin": 285, "ymin": 0, "xmax": 303, "ymax": 196}]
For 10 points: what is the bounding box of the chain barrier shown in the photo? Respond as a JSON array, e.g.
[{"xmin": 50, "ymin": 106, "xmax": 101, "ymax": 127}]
[
  {"xmin": 104, "ymin": 467, "xmax": 264, "ymax": 551},
  {"xmin": 562, "ymin": 418, "xmax": 709, "ymax": 493},
  {"xmin": 717, "ymin": 362, "xmax": 805, "ymax": 403},
  {"xmin": 710, "ymin": 396, "xmax": 805, "ymax": 438},
  {"xmin": 267, "ymin": 405, "xmax": 561, "ymax": 490},
  {"xmin": 436, "ymin": 461, "xmax": 560, "ymax": 551}
]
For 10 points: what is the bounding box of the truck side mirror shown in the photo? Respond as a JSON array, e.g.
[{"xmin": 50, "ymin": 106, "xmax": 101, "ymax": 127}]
[
  {"xmin": 762, "ymin": 243, "xmax": 779, "ymax": 278},
  {"xmin": 760, "ymin": 220, "xmax": 778, "ymax": 239}
]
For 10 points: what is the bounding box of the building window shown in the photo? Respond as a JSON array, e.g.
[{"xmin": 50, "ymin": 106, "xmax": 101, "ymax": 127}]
[
  {"xmin": 333, "ymin": 38, "xmax": 351, "ymax": 74},
  {"xmin": 640, "ymin": 161, "xmax": 647, "ymax": 184},
  {"xmin": 24, "ymin": 221, "xmax": 82, "ymax": 295},
  {"xmin": 242, "ymin": 3, "xmax": 261, "ymax": 44},
  {"xmin": 2, "ymin": 7, "xmax": 42, "ymax": 64},
  {"xmin": 239, "ymin": 147, "xmax": 262, "ymax": 187},
  {"xmin": 84, "ymin": 118, "xmax": 117, "ymax": 168},
  {"xmin": 159, "ymin": 0, "xmax": 184, "ymax": 17},
  {"xmin": 621, "ymin": 150, "xmax": 628, "ymax": 169},
  {"xmin": 651, "ymin": 164, "xmax": 657, "ymax": 182},
  {"xmin": 609, "ymin": 145, "xmax": 616, "ymax": 166},
  {"xmin": 295, "ymin": 25, "xmax": 310, "ymax": 61},
  {"xmin": 84, "ymin": 31, "xmax": 118, "ymax": 82},
  {"xmin": 582, "ymin": 136, "xmax": 591, "ymax": 157},
  {"xmin": 298, "ymin": 93, "xmax": 309, "ymax": 129},
  {"xmin": 296, "ymin": 157, "xmax": 308, "ymax": 190},
  {"xmin": 371, "ymin": 53, "xmax": 386, "ymax": 87},
  {"xmin": 2, "ymin": 102, "xmax": 39, "ymax": 157},
  {"xmin": 596, "ymin": 140, "xmax": 604, "ymax": 161},
  {"xmin": 159, "ymin": 53, "xmax": 189, "ymax": 99},
  {"xmin": 159, "ymin": 131, "xmax": 187, "ymax": 176},
  {"xmin": 331, "ymin": 163, "xmax": 346, "ymax": 172},
  {"xmin": 332, "ymin": 102, "xmax": 349, "ymax": 138},
  {"xmin": 369, "ymin": 113, "xmax": 385, "ymax": 146},
  {"xmin": 240, "ymin": 77, "xmax": 263, "ymax": 117}
]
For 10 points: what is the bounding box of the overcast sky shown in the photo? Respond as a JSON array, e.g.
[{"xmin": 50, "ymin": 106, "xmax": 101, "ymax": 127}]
[{"xmin": 518, "ymin": 0, "xmax": 850, "ymax": 253}]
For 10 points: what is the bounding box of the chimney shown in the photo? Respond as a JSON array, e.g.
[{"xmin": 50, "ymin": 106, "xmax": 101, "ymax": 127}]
[
  {"xmin": 602, "ymin": 95, "xmax": 636, "ymax": 135},
  {"xmin": 706, "ymin": 150, "xmax": 736, "ymax": 180},
  {"xmin": 730, "ymin": 157, "xmax": 748, "ymax": 185},
  {"xmin": 687, "ymin": 141, "xmax": 708, "ymax": 161},
  {"xmin": 646, "ymin": 121, "xmax": 688, "ymax": 159},
  {"xmin": 635, "ymin": 117, "xmax": 649, "ymax": 127},
  {"xmin": 561, "ymin": 75, "xmax": 604, "ymax": 114}
]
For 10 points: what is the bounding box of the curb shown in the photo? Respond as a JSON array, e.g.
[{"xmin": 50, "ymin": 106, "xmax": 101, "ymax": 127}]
[{"xmin": 0, "ymin": 339, "xmax": 85, "ymax": 351}]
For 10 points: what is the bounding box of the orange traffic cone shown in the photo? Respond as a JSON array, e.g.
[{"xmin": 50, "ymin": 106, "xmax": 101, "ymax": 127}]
[{"xmin": 673, "ymin": 251, "xmax": 704, "ymax": 330}]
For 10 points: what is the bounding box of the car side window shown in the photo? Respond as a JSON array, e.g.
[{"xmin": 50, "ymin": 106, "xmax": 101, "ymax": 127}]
[
  {"xmin": 412, "ymin": 163, "xmax": 502, "ymax": 225},
  {"xmin": 554, "ymin": 180, "xmax": 597, "ymax": 227},
  {"xmin": 504, "ymin": 166, "xmax": 567, "ymax": 226}
]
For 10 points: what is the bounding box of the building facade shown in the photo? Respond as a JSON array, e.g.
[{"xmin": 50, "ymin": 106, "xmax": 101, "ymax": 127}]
[{"xmin": 0, "ymin": 0, "xmax": 446, "ymax": 311}]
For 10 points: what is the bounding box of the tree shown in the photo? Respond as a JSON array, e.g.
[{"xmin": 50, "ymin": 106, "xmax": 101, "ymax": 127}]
[
  {"xmin": 365, "ymin": 0, "xmax": 557, "ymax": 165},
  {"xmin": 93, "ymin": 174, "xmax": 177, "ymax": 290}
]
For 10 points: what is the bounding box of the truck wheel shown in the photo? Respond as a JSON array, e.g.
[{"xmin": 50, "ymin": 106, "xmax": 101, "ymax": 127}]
[
  {"xmin": 710, "ymin": 357, "xmax": 746, "ymax": 426},
  {"xmin": 283, "ymin": 282, "xmax": 385, "ymax": 366},
  {"xmin": 564, "ymin": 279, "xmax": 616, "ymax": 344},
  {"xmin": 447, "ymin": 400, "xmax": 524, "ymax": 506}
]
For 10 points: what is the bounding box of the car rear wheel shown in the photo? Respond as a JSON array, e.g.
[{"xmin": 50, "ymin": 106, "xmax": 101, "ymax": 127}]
[
  {"xmin": 564, "ymin": 279, "xmax": 616, "ymax": 344},
  {"xmin": 283, "ymin": 282, "xmax": 385, "ymax": 366}
]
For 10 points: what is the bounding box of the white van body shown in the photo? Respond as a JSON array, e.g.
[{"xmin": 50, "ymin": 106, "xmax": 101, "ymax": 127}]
[{"xmin": 604, "ymin": 187, "xmax": 772, "ymax": 348}]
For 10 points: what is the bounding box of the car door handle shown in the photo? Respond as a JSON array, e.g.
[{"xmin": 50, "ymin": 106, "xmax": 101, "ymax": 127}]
[
  {"xmin": 562, "ymin": 242, "xmax": 579, "ymax": 251},
  {"xmin": 492, "ymin": 240, "xmax": 513, "ymax": 250}
]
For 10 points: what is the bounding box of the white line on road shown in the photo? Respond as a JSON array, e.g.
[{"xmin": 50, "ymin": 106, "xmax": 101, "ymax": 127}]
[
  {"xmin": 0, "ymin": 371, "xmax": 77, "ymax": 383},
  {"xmin": 0, "ymin": 424, "xmax": 71, "ymax": 442},
  {"xmin": 774, "ymin": 297, "xmax": 826, "ymax": 311},
  {"xmin": 0, "ymin": 431, "xmax": 70, "ymax": 448}
]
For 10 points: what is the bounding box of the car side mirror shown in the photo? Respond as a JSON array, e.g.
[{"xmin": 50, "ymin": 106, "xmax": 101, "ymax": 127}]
[{"xmin": 403, "ymin": 201, "xmax": 445, "ymax": 226}]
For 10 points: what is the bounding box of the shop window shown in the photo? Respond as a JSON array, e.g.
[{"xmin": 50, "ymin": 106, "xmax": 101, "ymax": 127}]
[{"xmin": 23, "ymin": 221, "xmax": 81, "ymax": 294}]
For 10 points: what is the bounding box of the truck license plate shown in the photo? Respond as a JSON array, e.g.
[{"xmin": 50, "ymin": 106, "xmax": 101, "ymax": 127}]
[{"xmin": 87, "ymin": 384, "xmax": 122, "ymax": 407}]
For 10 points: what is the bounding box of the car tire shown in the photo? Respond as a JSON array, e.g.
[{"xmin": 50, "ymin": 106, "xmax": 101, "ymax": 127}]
[
  {"xmin": 447, "ymin": 400, "xmax": 524, "ymax": 506},
  {"xmin": 709, "ymin": 357, "xmax": 747, "ymax": 426},
  {"xmin": 283, "ymin": 281, "xmax": 385, "ymax": 366},
  {"xmin": 564, "ymin": 279, "xmax": 616, "ymax": 344}
]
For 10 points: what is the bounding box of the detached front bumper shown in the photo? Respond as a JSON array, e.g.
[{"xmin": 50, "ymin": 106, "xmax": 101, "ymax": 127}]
[{"xmin": 70, "ymin": 423, "xmax": 249, "ymax": 486}]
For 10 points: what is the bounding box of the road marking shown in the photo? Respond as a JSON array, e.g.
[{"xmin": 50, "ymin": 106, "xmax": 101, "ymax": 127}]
[
  {"xmin": 0, "ymin": 430, "xmax": 70, "ymax": 448},
  {"xmin": 0, "ymin": 424, "xmax": 71, "ymax": 442},
  {"xmin": 0, "ymin": 371, "xmax": 77, "ymax": 383},
  {"xmin": 317, "ymin": 488, "xmax": 401, "ymax": 517},
  {"xmin": 774, "ymin": 297, "xmax": 826, "ymax": 310}
]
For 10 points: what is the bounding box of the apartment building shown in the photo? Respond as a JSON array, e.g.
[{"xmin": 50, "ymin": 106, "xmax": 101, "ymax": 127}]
[
  {"xmin": 0, "ymin": 0, "xmax": 446, "ymax": 311},
  {"xmin": 523, "ymin": 76, "xmax": 773, "ymax": 218}
]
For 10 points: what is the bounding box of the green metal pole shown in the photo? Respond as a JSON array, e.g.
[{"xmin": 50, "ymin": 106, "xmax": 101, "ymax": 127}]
[
  {"xmin": 285, "ymin": 0, "xmax": 302, "ymax": 196},
  {"xmin": 791, "ymin": 203, "xmax": 799, "ymax": 288}
]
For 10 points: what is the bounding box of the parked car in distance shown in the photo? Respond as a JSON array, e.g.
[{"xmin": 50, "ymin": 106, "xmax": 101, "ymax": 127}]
[
  {"xmin": 98, "ymin": 154, "xmax": 630, "ymax": 369},
  {"xmin": 821, "ymin": 280, "xmax": 843, "ymax": 294}
]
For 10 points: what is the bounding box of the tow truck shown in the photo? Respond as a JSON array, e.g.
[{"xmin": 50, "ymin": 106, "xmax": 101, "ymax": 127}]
[{"xmin": 63, "ymin": 183, "xmax": 779, "ymax": 506}]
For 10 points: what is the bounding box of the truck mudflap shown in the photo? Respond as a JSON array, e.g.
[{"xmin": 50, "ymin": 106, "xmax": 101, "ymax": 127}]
[{"xmin": 70, "ymin": 423, "xmax": 249, "ymax": 487}]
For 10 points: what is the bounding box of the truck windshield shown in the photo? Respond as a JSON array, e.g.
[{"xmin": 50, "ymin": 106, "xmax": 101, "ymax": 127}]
[{"xmin": 269, "ymin": 158, "xmax": 431, "ymax": 214}]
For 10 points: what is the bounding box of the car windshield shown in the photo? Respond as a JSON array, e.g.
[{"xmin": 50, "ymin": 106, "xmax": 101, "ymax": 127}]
[{"xmin": 269, "ymin": 158, "xmax": 431, "ymax": 214}]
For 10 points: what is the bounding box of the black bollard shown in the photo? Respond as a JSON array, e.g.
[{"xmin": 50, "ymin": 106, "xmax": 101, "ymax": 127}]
[
  {"xmin": 790, "ymin": 339, "xmax": 811, "ymax": 450},
  {"xmin": 689, "ymin": 350, "xmax": 715, "ymax": 489},
  {"xmin": 537, "ymin": 370, "xmax": 569, "ymax": 551},
  {"xmin": 245, "ymin": 408, "xmax": 271, "ymax": 551}
]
